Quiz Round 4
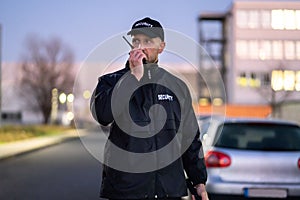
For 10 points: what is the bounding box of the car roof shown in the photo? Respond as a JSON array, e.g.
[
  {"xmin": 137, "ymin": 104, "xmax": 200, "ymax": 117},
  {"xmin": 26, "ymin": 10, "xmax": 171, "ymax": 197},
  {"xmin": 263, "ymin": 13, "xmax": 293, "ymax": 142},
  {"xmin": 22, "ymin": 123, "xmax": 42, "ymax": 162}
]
[{"xmin": 205, "ymin": 116, "xmax": 300, "ymax": 127}]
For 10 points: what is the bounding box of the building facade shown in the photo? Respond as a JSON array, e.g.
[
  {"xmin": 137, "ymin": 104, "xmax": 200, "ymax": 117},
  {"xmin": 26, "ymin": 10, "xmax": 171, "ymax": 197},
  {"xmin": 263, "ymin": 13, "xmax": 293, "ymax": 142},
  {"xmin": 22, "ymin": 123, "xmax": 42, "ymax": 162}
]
[
  {"xmin": 199, "ymin": 1, "xmax": 300, "ymax": 119},
  {"xmin": 229, "ymin": 0, "xmax": 300, "ymax": 104}
]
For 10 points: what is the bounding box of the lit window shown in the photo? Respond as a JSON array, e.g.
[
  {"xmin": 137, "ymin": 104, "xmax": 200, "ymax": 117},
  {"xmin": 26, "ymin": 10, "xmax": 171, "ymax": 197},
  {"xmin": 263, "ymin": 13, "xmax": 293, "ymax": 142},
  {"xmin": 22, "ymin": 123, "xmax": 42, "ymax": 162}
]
[
  {"xmin": 236, "ymin": 40, "xmax": 248, "ymax": 59},
  {"xmin": 284, "ymin": 41, "xmax": 295, "ymax": 60},
  {"xmin": 283, "ymin": 70, "xmax": 295, "ymax": 91},
  {"xmin": 249, "ymin": 40, "xmax": 259, "ymax": 59},
  {"xmin": 199, "ymin": 98, "xmax": 209, "ymax": 106},
  {"xmin": 295, "ymin": 71, "xmax": 300, "ymax": 91},
  {"xmin": 260, "ymin": 40, "xmax": 272, "ymax": 60},
  {"xmin": 272, "ymin": 40, "xmax": 283, "ymax": 59},
  {"xmin": 271, "ymin": 70, "xmax": 284, "ymax": 91},
  {"xmin": 296, "ymin": 41, "xmax": 300, "ymax": 60},
  {"xmin": 248, "ymin": 10, "xmax": 259, "ymax": 28},
  {"xmin": 249, "ymin": 72, "xmax": 261, "ymax": 87},
  {"xmin": 237, "ymin": 72, "xmax": 248, "ymax": 87},
  {"xmin": 212, "ymin": 98, "xmax": 223, "ymax": 106},
  {"xmin": 296, "ymin": 10, "xmax": 300, "ymax": 29},
  {"xmin": 284, "ymin": 10, "xmax": 296, "ymax": 30},
  {"xmin": 261, "ymin": 10, "xmax": 271, "ymax": 29},
  {"xmin": 272, "ymin": 9, "xmax": 284, "ymax": 30},
  {"xmin": 236, "ymin": 10, "xmax": 248, "ymax": 28}
]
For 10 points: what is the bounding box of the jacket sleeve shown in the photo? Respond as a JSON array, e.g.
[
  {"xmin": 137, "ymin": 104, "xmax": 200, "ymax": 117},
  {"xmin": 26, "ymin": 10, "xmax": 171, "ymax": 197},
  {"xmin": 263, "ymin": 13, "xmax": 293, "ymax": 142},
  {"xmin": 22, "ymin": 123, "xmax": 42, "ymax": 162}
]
[
  {"xmin": 90, "ymin": 68, "xmax": 138, "ymax": 126},
  {"xmin": 90, "ymin": 76, "xmax": 115, "ymax": 126},
  {"xmin": 181, "ymin": 89, "xmax": 207, "ymax": 186}
]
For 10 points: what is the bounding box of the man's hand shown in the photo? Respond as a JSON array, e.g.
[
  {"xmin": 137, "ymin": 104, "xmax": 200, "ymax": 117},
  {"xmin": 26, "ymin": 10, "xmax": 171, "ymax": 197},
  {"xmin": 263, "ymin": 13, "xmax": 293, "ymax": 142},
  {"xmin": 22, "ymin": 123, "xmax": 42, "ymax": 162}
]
[
  {"xmin": 195, "ymin": 184, "xmax": 209, "ymax": 200},
  {"xmin": 129, "ymin": 48, "xmax": 146, "ymax": 81}
]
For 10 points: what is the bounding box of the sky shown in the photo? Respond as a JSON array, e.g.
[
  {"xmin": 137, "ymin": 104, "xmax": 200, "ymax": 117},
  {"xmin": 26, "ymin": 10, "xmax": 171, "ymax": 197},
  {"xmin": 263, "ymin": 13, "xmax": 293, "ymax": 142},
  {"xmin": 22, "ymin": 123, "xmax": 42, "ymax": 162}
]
[{"xmin": 0, "ymin": 0, "xmax": 234, "ymax": 62}]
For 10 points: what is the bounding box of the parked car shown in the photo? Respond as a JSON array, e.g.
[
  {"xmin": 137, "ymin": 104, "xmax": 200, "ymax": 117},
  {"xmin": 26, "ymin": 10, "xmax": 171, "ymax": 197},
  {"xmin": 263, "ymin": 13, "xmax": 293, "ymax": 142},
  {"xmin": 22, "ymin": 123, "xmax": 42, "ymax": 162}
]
[{"xmin": 198, "ymin": 117, "xmax": 300, "ymax": 200}]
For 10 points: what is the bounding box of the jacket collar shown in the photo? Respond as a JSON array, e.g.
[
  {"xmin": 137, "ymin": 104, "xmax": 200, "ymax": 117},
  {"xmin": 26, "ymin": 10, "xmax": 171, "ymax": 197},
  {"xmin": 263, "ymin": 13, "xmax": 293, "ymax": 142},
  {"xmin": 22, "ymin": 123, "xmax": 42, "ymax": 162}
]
[
  {"xmin": 125, "ymin": 60, "xmax": 159, "ymax": 69},
  {"xmin": 124, "ymin": 60, "xmax": 160, "ymax": 81}
]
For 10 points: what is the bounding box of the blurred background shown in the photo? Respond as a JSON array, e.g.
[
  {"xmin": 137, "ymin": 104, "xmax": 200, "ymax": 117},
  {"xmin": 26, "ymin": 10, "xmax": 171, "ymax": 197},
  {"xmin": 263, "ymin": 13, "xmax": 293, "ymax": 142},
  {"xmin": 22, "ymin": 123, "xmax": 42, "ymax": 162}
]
[
  {"xmin": 1, "ymin": 1, "xmax": 300, "ymax": 199},
  {"xmin": 1, "ymin": 0, "xmax": 300, "ymax": 127},
  {"xmin": 0, "ymin": 0, "xmax": 234, "ymax": 126}
]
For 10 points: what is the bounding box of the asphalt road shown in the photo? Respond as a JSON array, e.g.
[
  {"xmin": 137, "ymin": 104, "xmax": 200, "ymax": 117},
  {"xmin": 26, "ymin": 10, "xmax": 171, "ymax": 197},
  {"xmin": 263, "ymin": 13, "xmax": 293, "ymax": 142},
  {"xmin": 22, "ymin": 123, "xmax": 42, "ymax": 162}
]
[{"xmin": 0, "ymin": 132, "xmax": 107, "ymax": 200}]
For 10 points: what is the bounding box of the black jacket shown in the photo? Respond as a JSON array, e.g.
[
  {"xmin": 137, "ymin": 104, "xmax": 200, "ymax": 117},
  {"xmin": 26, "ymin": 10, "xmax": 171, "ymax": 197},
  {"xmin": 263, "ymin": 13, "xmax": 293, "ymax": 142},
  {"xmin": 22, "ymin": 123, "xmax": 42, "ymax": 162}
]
[{"xmin": 90, "ymin": 62, "xmax": 207, "ymax": 199}]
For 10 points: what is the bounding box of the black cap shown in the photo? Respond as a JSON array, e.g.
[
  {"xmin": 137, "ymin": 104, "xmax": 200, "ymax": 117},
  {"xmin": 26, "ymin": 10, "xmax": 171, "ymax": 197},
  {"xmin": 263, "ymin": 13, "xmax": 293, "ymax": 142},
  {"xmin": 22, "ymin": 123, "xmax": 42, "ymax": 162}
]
[{"xmin": 127, "ymin": 17, "xmax": 164, "ymax": 41}]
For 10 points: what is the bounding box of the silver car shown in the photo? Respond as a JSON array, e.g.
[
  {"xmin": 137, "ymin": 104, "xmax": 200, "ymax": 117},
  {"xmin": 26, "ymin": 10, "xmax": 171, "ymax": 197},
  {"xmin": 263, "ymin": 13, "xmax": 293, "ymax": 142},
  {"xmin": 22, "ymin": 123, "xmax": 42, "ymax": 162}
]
[{"xmin": 199, "ymin": 117, "xmax": 300, "ymax": 200}]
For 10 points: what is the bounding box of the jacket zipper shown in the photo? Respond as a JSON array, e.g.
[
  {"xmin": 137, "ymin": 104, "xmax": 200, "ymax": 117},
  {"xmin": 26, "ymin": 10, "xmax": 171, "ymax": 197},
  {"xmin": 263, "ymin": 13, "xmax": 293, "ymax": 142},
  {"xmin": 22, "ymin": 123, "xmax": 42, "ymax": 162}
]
[{"xmin": 148, "ymin": 69, "xmax": 152, "ymax": 79}]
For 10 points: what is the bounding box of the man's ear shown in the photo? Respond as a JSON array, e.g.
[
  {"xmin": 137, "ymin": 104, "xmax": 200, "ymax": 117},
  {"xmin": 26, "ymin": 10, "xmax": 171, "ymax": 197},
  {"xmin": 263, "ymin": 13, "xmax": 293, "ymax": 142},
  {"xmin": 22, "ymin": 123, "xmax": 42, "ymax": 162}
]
[{"xmin": 158, "ymin": 42, "xmax": 166, "ymax": 54}]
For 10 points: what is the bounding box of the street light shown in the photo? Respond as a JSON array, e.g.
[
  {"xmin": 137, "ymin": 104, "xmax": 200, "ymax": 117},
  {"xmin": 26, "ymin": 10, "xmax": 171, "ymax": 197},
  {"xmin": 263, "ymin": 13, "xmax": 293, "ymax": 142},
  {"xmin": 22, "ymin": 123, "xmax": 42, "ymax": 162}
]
[
  {"xmin": 57, "ymin": 92, "xmax": 74, "ymax": 126},
  {"xmin": 83, "ymin": 90, "xmax": 91, "ymax": 99},
  {"xmin": 67, "ymin": 93, "xmax": 74, "ymax": 103},
  {"xmin": 59, "ymin": 93, "xmax": 67, "ymax": 104}
]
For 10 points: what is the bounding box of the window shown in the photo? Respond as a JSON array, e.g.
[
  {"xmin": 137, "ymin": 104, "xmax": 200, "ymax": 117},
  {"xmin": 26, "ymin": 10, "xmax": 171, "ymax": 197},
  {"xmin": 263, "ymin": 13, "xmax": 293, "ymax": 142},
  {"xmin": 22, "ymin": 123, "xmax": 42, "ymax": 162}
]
[
  {"xmin": 271, "ymin": 70, "xmax": 284, "ymax": 91},
  {"xmin": 284, "ymin": 9, "xmax": 297, "ymax": 30},
  {"xmin": 271, "ymin": 9, "xmax": 300, "ymax": 30},
  {"xmin": 272, "ymin": 9, "xmax": 285, "ymax": 29},
  {"xmin": 236, "ymin": 10, "xmax": 248, "ymax": 28},
  {"xmin": 271, "ymin": 70, "xmax": 298, "ymax": 91},
  {"xmin": 237, "ymin": 72, "xmax": 262, "ymax": 88},
  {"xmin": 236, "ymin": 40, "xmax": 248, "ymax": 59},
  {"xmin": 296, "ymin": 10, "xmax": 300, "ymax": 29},
  {"xmin": 296, "ymin": 41, "xmax": 300, "ymax": 60},
  {"xmin": 272, "ymin": 41, "xmax": 283, "ymax": 59},
  {"xmin": 261, "ymin": 10, "xmax": 271, "ymax": 29},
  {"xmin": 284, "ymin": 41, "xmax": 295, "ymax": 60},
  {"xmin": 215, "ymin": 123, "xmax": 300, "ymax": 151},
  {"xmin": 235, "ymin": 9, "xmax": 300, "ymax": 30},
  {"xmin": 249, "ymin": 72, "xmax": 260, "ymax": 87},
  {"xmin": 261, "ymin": 73, "xmax": 271, "ymax": 86},
  {"xmin": 296, "ymin": 71, "xmax": 300, "ymax": 91},
  {"xmin": 235, "ymin": 40, "xmax": 300, "ymax": 60},
  {"xmin": 249, "ymin": 40, "xmax": 259, "ymax": 59},
  {"xmin": 283, "ymin": 70, "xmax": 296, "ymax": 91},
  {"xmin": 260, "ymin": 40, "xmax": 272, "ymax": 60},
  {"xmin": 248, "ymin": 10, "xmax": 259, "ymax": 28},
  {"xmin": 237, "ymin": 72, "xmax": 247, "ymax": 87}
]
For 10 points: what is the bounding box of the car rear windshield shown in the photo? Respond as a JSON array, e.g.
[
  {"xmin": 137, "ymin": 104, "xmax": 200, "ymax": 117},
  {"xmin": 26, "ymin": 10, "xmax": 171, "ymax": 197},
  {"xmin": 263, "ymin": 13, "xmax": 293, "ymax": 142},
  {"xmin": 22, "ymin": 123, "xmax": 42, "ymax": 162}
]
[{"xmin": 215, "ymin": 123, "xmax": 300, "ymax": 151}]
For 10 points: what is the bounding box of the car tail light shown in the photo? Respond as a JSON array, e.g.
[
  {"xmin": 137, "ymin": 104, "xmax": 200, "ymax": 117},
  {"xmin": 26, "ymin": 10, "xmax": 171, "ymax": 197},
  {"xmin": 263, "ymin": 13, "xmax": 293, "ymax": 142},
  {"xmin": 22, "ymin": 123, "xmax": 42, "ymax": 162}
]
[
  {"xmin": 205, "ymin": 151, "xmax": 231, "ymax": 168},
  {"xmin": 298, "ymin": 158, "xmax": 300, "ymax": 169}
]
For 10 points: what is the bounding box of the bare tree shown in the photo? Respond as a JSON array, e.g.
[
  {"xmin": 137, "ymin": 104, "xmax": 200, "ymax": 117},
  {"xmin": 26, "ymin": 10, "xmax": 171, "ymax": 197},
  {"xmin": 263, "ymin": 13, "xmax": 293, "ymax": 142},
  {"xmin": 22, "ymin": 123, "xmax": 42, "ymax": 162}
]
[
  {"xmin": 257, "ymin": 85, "xmax": 291, "ymax": 118},
  {"xmin": 18, "ymin": 34, "xmax": 75, "ymax": 124},
  {"xmin": 256, "ymin": 63, "xmax": 293, "ymax": 118}
]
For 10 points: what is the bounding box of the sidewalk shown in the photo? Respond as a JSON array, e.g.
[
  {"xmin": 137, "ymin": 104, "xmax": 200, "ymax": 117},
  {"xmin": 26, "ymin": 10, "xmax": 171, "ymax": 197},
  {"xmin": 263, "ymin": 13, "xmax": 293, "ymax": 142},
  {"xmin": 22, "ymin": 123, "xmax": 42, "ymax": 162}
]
[{"xmin": 0, "ymin": 130, "xmax": 82, "ymax": 160}]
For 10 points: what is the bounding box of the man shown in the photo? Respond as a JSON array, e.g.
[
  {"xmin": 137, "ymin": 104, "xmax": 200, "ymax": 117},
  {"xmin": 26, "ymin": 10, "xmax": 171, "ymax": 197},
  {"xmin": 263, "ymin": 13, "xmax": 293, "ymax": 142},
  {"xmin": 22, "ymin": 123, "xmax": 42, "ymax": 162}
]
[{"xmin": 90, "ymin": 17, "xmax": 209, "ymax": 200}]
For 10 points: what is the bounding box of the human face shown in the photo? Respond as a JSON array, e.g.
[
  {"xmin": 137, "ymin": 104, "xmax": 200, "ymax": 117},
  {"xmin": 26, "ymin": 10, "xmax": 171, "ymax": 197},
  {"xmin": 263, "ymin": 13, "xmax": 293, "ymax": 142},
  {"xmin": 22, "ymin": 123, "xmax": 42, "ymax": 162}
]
[{"xmin": 131, "ymin": 34, "xmax": 165, "ymax": 63}]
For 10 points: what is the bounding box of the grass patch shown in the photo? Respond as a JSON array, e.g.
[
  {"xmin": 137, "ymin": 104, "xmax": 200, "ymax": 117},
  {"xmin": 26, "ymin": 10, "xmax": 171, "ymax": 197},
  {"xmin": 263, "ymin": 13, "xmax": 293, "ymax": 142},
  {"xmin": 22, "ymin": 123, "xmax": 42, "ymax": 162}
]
[{"xmin": 0, "ymin": 125, "xmax": 74, "ymax": 144}]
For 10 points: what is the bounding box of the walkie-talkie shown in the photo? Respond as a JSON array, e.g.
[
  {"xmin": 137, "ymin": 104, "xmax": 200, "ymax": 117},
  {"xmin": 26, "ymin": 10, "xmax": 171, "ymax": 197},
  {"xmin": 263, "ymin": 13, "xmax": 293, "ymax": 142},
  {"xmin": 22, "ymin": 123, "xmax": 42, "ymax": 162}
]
[
  {"xmin": 122, "ymin": 36, "xmax": 134, "ymax": 49},
  {"xmin": 122, "ymin": 36, "xmax": 147, "ymax": 64}
]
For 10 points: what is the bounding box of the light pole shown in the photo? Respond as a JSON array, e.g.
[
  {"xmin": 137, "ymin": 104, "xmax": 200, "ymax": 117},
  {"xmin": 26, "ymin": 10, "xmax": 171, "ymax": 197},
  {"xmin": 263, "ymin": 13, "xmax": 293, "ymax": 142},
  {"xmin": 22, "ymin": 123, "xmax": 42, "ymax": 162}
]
[
  {"xmin": 58, "ymin": 92, "xmax": 74, "ymax": 126},
  {"xmin": 50, "ymin": 88, "xmax": 59, "ymax": 124}
]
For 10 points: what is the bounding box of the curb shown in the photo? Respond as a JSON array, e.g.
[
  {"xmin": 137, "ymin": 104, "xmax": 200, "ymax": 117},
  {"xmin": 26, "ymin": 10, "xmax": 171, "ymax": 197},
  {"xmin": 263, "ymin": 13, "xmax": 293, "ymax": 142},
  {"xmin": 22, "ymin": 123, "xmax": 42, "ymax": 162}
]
[{"xmin": 0, "ymin": 130, "xmax": 82, "ymax": 161}]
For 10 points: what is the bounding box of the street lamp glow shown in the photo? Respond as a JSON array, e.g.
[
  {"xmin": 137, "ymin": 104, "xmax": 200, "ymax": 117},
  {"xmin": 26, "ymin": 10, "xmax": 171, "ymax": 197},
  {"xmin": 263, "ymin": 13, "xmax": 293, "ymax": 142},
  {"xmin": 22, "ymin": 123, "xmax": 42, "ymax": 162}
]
[
  {"xmin": 66, "ymin": 111, "xmax": 74, "ymax": 121},
  {"xmin": 59, "ymin": 93, "xmax": 67, "ymax": 104},
  {"xmin": 67, "ymin": 93, "xmax": 74, "ymax": 103},
  {"xmin": 83, "ymin": 90, "xmax": 91, "ymax": 99}
]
